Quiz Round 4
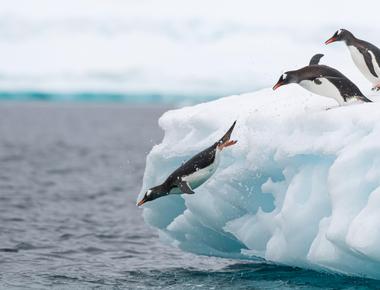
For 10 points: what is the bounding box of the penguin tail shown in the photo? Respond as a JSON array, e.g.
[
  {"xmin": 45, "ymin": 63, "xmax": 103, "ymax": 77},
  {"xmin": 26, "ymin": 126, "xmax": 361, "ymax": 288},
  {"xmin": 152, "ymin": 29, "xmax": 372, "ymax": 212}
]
[
  {"xmin": 218, "ymin": 121, "xmax": 237, "ymax": 148},
  {"xmin": 359, "ymin": 95, "xmax": 372, "ymax": 102}
]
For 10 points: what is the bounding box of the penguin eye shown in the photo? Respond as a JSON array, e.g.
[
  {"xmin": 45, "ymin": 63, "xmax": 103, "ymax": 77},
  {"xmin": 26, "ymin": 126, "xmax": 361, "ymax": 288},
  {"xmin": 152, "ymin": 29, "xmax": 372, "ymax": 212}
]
[
  {"xmin": 337, "ymin": 29, "xmax": 342, "ymax": 36},
  {"xmin": 146, "ymin": 189, "xmax": 152, "ymax": 196},
  {"xmin": 282, "ymin": 73, "xmax": 287, "ymax": 80}
]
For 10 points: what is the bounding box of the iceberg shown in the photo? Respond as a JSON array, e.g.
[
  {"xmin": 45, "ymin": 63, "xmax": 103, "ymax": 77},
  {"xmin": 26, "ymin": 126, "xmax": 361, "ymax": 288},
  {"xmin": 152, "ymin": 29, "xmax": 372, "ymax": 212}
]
[{"xmin": 138, "ymin": 86, "xmax": 380, "ymax": 279}]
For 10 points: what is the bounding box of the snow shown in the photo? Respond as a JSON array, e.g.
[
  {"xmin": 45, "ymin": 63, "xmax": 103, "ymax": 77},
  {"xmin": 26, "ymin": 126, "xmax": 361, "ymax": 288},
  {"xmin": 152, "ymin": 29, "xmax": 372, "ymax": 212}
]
[{"xmin": 138, "ymin": 86, "xmax": 380, "ymax": 279}]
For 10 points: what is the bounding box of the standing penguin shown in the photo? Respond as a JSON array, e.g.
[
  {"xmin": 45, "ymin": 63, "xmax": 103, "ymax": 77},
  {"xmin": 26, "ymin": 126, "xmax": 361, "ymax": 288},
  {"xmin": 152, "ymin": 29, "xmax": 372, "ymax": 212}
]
[
  {"xmin": 273, "ymin": 53, "xmax": 372, "ymax": 105},
  {"xmin": 137, "ymin": 121, "xmax": 237, "ymax": 206},
  {"xmin": 325, "ymin": 29, "xmax": 380, "ymax": 91}
]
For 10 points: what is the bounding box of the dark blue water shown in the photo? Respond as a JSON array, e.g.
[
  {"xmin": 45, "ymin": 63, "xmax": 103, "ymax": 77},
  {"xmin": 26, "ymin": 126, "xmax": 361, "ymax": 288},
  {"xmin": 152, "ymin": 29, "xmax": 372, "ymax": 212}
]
[{"xmin": 0, "ymin": 102, "xmax": 379, "ymax": 289}]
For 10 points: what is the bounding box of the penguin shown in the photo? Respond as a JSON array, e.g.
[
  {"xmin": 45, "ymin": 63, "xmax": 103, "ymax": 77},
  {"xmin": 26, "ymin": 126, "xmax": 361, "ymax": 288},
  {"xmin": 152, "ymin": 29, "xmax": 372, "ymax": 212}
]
[
  {"xmin": 325, "ymin": 29, "xmax": 380, "ymax": 91},
  {"xmin": 137, "ymin": 121, "xmax": 237, "ymax": 206},
  {"xmin": 273, "ymin": 53, "xmax": 372, "ymax": 105}
]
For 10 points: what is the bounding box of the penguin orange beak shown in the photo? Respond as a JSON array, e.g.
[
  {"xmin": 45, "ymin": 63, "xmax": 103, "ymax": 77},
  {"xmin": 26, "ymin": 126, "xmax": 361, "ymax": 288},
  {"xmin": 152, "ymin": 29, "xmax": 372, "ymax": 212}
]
[
  {"xmin": 273, "ymin": 81, "xmax": 285, "ymax": 90},
  {"xmin": 325, "ymin": 37, "xmax": 337, "ymax": 45},
  {"xmin": 137, "ymin": 197, "xmax": 147, "ymax": 206}
]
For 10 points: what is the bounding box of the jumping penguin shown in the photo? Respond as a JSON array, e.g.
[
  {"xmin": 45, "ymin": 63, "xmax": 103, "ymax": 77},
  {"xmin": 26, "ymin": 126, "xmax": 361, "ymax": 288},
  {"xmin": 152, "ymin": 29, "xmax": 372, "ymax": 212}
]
[
  {"xmin": 273, "ymin": 53, "xmax": 372, "ymax": 105},
  {"xmin": 325, "ymin": 29, "xmax": 380, "ymax": 91},
  {"xmin": 137, "ymin": 121, "xmax": 237, "ymax": 206}
]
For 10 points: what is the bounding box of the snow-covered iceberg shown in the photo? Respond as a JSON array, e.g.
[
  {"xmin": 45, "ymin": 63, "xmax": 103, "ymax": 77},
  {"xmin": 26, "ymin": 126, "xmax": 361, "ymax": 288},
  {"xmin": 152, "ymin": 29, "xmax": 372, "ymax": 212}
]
[{"xmin": 138, "ymin": 86, "xmax": 380, "ymax": 279}]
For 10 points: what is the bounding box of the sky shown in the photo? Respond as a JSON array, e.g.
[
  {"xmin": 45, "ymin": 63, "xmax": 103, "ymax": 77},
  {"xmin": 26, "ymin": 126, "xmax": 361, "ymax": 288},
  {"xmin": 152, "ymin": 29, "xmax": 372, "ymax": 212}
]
[{"xmin": 0, "ymin": 0, "xmax": 379, "ymax": 102}]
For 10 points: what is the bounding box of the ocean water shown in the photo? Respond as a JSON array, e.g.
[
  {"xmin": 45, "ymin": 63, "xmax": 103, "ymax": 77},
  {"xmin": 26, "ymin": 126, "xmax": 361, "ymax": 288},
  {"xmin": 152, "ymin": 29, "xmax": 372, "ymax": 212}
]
[{"xmin": 0, "ymin": 102, "xmax": 379, "ymax": 289}]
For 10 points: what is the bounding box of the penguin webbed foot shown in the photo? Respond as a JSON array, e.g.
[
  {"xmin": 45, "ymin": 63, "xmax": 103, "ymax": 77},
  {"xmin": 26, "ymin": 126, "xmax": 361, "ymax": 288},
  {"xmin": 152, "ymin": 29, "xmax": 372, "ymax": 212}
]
[
  {"xmin": 219, "ymin": 140, "xmax": 238, "ymax": 150},
  {"xmin": 224, "ymin": 140, "xmax": 238, "ymax": 148}
]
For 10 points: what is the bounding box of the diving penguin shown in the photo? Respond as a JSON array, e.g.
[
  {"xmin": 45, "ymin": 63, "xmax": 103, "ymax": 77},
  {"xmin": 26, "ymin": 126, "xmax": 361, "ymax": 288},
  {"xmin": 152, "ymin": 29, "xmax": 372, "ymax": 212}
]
[
  {"xmin": 273, "ymin": 53, "xmax": 372, "ymax": 105},
  {"xmin": 137, "ymin": 121, "xmax": 237, "ymax": 206},
  {"xmin": 325, "ymin": 29, "xmax": 380, "ymax": 91}
]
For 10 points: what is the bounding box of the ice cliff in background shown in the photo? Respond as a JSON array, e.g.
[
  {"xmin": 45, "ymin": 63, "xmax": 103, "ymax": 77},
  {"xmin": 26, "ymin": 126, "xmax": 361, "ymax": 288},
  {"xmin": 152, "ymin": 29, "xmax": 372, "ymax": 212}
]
[
  {"xmin": 1, "ymin": 0, "xmax": 380, "ymax": 102},
  {"xmin": 140, "ymin": 87, "xmax": 380, "ymax": 279}
]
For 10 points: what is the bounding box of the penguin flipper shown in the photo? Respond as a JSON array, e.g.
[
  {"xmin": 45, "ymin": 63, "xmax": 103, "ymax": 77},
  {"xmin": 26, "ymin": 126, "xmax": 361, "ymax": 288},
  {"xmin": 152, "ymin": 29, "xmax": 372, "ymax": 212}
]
[
  {"xmin": 309, "ymin": 54, "xmax": 324, "ymax": 65},
  {"xmin": 357, "ymin": 47, "xmax": 378, "ymax": 78},
  {"xmin": 175, "ymin": 179, "xmax": 195, "ymax": 194}
]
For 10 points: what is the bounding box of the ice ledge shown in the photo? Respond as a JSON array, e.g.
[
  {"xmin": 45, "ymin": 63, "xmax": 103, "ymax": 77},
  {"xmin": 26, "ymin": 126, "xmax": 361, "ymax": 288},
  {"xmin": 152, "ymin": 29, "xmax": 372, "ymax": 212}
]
[{"xmin": 139, "ymin": 87, "xmax": 380, "ymax": 279}]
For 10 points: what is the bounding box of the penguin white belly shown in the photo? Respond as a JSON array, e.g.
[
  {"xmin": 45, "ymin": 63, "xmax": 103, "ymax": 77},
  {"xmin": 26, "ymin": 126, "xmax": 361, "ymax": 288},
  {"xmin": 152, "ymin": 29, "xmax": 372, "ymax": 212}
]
[
  {"xmin": 182, "ymin": 150, "xmax": 221, "ymax": 190},
  {"xmin": 348, "ymin": 46, "xmax": 379, "ymax": 84},
  {"xmin": 299, "ymin": 79, "xmax": 344, "ymax": 105},
  {"xmin": 168, "ymin": 150, "xmax": 221, "ymax": 195},
  {"xmin": 182, "ymin": 164, "xmax": 216, "ymax": 189}
]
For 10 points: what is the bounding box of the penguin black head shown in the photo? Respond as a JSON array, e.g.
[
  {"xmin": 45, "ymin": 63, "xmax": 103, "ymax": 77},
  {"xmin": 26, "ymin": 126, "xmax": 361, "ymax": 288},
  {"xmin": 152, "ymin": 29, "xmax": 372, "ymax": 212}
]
[
  {"xmin": 137, "ymin": 185, "xmax": 167, "ymax": 206},
  {"xmin": 273, "ymin": 71, "xmax": 298, "ymax": 90},
  {"xmin": 325, "ymin": 29, "xmax": 354, "ymax": 45}
]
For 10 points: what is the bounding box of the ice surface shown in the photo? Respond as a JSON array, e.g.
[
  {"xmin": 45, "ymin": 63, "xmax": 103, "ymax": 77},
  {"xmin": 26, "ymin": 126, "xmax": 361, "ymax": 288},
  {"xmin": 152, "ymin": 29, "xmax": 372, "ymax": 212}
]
[{"xmin": 139, "ymin": 86, "xmax": 380, "ymax": 279}]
